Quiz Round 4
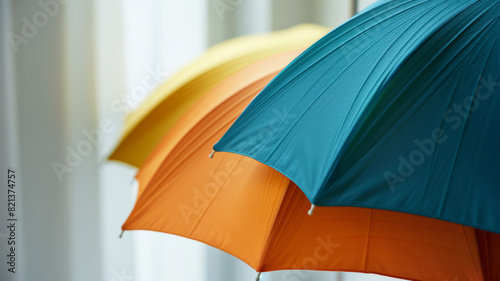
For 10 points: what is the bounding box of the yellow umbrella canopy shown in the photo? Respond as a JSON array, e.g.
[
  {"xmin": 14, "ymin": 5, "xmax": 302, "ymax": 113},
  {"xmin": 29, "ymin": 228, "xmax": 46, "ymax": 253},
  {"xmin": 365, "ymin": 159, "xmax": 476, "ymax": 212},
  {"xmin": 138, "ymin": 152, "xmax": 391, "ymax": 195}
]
[{"xmin": 109, "ymin": 24, "xmax": 329, "ymax": 167}]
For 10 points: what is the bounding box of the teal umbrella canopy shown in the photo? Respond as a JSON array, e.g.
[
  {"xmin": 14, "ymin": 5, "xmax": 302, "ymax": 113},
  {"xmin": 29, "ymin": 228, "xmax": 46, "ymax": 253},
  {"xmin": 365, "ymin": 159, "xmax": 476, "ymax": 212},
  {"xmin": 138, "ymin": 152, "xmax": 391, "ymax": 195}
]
[{"xmin": 214, "ymin": 0, "xmax": 500, "ymax": 233}]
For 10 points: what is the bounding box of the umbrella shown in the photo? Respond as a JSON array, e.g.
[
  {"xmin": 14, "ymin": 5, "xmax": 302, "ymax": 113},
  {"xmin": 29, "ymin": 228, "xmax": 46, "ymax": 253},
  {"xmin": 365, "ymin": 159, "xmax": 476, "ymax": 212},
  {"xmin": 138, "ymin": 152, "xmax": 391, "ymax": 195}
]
[
  {"xmin": 121, "ymin": 50, "xmax": 499, "ymax": 281},
  {"xmin": 109, "ymin": 24, "xmax": 329, "ymax": 167},
  {"xmin": 213, "ymin": 0, "xmax": 500, "ymax": 234}
]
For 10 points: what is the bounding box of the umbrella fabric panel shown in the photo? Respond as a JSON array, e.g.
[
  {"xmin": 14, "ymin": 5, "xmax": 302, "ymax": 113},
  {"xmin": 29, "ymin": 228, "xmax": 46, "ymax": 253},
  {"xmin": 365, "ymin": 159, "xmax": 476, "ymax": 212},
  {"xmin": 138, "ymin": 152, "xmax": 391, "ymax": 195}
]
[
  {"xmin": 214, "ymin": 0, "xmax": 500, "ymax": 233},
  {"xmin": 475, "ymin": 229, "xmax": 500, "ymax": 281},
  {"xmin": 125, "ymin": 174, "xmax": 486, "ymax": 280},
  {"xmin": 109, "ymin": 24, "xmax": 329, "ymax": 167},
  {"xmin": 214, "ymin": 0, "xmax": 479, "ymax": 198},
  {"xmin": 122, "ymin": 50, "xmax": 487, "ymax": 280},
  {"xmin": 318, "ymin": 2, "xmax": 500, "ymax": 231},
  {"xmin": 262, "ymin": 184, "xmax": 484, "ymax": 281},
  {"xmin": 123, "ymin": 153, "xmax": 291, "ymax": 269}
]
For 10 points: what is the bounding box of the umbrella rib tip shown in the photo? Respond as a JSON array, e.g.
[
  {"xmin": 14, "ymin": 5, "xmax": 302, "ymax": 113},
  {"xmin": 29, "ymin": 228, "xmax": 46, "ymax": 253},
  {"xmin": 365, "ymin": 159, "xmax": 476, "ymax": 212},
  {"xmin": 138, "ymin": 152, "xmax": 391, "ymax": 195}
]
[
  {"xmin": 209, "ymin": 150, "xmax": 215, "ymax": 159},
  {"xmin": 308, "ymin": 204, "xmax": 316, "ymax": 216},
  {"xmin": 255, "ymin": 271, "xmax": 261, "ymax": 281},
  {"xmin": 119, "ymin": 230, "xmax": 124, "ymax": 238}
]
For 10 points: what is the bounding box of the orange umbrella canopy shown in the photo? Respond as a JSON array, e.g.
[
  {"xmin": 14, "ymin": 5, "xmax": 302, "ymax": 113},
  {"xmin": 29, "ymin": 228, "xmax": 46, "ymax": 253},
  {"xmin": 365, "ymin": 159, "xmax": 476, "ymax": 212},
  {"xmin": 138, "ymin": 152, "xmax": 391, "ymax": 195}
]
[{"xmin": 121, "ymin": 50, "xmax": 494, "ymax": 280}]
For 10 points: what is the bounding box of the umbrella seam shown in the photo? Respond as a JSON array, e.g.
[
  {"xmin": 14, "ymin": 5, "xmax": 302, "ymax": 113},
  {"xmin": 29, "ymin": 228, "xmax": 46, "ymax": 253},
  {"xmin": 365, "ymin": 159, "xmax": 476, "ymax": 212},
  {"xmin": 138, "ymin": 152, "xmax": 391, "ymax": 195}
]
[
  {"xmin": 362, "ymin": 208, "xmax": 373, "ymax": 271},
  {"xmin": 255, "ymin": 176, "xmax": 291, "ymax": 271}
]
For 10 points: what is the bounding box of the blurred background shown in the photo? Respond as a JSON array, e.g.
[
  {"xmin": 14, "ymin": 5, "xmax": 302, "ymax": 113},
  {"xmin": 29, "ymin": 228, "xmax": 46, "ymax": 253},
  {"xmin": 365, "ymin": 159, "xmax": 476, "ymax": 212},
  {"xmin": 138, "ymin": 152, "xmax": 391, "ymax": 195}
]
[{"xmin": 0, "ymin": 0, "xmax": 405, "ymax": 280}]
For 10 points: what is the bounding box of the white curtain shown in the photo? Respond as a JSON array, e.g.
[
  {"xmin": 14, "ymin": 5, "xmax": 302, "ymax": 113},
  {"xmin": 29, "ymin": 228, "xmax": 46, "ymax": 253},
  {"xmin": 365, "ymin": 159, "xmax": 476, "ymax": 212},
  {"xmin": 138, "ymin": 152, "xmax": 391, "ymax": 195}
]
[{"xmin": 1, "ymin": 0, "xmax": 404, "ymax": 280}]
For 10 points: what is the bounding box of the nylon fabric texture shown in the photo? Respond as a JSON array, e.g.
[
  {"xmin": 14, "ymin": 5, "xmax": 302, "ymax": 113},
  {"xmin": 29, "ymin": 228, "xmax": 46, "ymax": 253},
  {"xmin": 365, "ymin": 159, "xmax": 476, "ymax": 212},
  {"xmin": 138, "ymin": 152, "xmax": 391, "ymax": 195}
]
[
  {"xmin": 122, "ymin": 50, "xmax": 498, "ymax": 280},
  {"xmin": 214, "ymin": 0, "xmax": 500, "ymax": 234}
]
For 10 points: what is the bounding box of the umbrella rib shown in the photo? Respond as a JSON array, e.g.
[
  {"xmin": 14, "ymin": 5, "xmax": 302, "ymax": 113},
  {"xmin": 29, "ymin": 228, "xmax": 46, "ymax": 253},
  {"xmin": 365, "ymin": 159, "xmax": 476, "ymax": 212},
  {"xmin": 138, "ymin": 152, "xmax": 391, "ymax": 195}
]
[
  {"xmin": 255, "ymin": 180, "xmax": 295, "ymax": 271},
  {"xmin": 460, "ymin": 225, "xmax": 484, "ymax": 279},
  {"xmin": 187, "ymin": 154, "xmax": 245, "ymax": 237},
  {"xmin": 361, "ymin": 209, "xmax": 373, "ymax": 271}
]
